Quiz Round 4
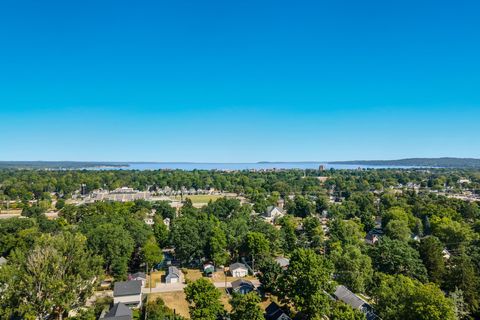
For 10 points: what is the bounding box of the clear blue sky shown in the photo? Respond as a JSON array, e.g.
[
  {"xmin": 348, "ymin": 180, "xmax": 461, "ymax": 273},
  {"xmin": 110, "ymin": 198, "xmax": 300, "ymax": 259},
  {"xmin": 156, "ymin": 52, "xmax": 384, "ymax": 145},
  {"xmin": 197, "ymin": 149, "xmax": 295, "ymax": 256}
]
[{"xmin": 1, "ymin": 0, "xmax": 479, "ymax": 162}]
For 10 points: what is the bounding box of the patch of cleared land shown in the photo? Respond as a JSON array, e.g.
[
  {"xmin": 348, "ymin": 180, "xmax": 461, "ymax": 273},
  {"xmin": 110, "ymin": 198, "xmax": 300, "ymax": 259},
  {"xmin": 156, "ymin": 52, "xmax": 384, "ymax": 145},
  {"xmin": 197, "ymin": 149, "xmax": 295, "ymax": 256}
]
[
  {"xmin": 172, "ymin": 194, "xmax": 224, "ymax": 204},
  {"xmin": 148, "ymin": 291, "xmax": 190, "ymax": 318},
  {"xmin": 148, "ymin": 291, "xmax": 277, "ymax": 319},
  {"xmin": 148, "ymin": 289, "xmax": 232, "ymax": 319},
  {"xmin": 147, "ymin": 271, "xmax": 165, "ymax": 288}
]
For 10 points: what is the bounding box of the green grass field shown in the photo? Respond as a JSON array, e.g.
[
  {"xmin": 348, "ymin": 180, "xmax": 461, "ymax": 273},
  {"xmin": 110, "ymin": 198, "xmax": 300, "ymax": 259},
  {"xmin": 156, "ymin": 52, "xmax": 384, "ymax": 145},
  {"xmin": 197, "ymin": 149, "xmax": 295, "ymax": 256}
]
[{"xmin": 172, "ymin": 194, "xmax": 224, "ymax": 204}]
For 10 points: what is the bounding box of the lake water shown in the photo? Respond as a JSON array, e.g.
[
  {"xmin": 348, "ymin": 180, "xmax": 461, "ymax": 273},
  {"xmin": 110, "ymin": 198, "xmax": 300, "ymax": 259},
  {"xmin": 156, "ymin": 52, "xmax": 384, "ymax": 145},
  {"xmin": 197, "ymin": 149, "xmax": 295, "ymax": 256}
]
[{"xmin": 93, "ymin": 162, "xmax": 417, "ymax": 171}]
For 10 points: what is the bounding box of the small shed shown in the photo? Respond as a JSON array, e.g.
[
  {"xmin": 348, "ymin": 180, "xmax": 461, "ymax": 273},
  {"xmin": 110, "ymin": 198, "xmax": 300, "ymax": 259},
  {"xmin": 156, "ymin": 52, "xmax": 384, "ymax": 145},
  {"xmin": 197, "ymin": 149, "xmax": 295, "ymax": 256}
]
[{"xmin": 165, "ymin": 266, "xmax": 183, "ymax": 284}]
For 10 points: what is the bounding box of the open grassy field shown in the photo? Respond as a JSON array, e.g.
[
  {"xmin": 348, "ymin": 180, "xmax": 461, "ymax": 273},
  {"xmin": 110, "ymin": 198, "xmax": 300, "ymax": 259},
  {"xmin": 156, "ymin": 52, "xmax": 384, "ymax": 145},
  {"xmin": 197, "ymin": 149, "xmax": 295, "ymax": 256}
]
[
  {"xmin": 147, "ymin": 271, "xmax": 165, "ymax": 288},
  {"xmin": 149, "ymin": 289, "xmax": 233, "ymax": 319},
  {"xmin": 149, "ymin": 292, "xmax": 191, "ymax": 318},
  {"xmin": 171, "ymin": 194, "xmax": 224, "ymax": 204}
]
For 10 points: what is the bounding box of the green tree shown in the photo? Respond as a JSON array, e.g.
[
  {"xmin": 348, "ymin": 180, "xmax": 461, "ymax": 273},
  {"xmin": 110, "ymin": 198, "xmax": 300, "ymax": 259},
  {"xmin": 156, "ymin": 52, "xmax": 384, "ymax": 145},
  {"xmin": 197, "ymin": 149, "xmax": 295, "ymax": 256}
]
[
  {"xmin": 280, "ymin": 248, "xmax": 334, "ymax": 319},
  {"xmin": 153, "ymin": 201, "xmax": 177, "ymax": 220},
  {"xmin": 0, "ymin": 232, "xmax": 103, "ymax": 320},
  {"xmin": 445, "ymin": 248, "xmax": 480, "ymax": 314},
  {"xmin": 329, "ymin": 302, "xmax": 366, "ymax": 320},
  {"xmin": 258, "ymin": 257, "xmax": 283, "ymax": 294},
  {"xmin": 373, "ymin": 274, "xmax": 455, "ymax": 320},
  {"xmin": 370, "ymin": 237, "xmax": 427, "ymax": 282},
  {"xmin": 145, "ymin": 297, "xmax": 185, "ymax": 320},
  {"xmin": 418, "ymin": 236, "xmax": 445, "ymax": 284},
  {"xmin": 331, "ymin": 245, "xmax": 373, "ymax": 293},
  {"xmin": 143, "ymin": 236, "xmax": 163, "ymax": 268},
  {"xmin": 184, "ymin": 278, "xmax": 224, "ymax": 320},
  {"xmin": 230, "ymin": 292, "xmax": 264, "ymax": 320},
  {"xmin": 287, "ymin": 196, "xmax": 314, "ymax": 218},
  {"xmin": 245, "ymin": 231, "xmax": 270, "ymax": 269},
  {"xmin": 207, "ymin": 224, "xmax": 229, "ymax": 266},
  {"xmin": 279, "ymin": 215, "xmax": 298, "ymax": 254},
  {"xmin": 385, "ymin": 219, "xmax": 411, "ymax": 242},
  {"xmin": 169, "ymin": 215, "xmax": 205, "ymax": 263},
  {"xmin": 85, "ymin": 223, "xmax": 134, "ymax": 279},
  {"xmin": 152, "ymin": 215, "xmax": 169, "ymax": 247}
]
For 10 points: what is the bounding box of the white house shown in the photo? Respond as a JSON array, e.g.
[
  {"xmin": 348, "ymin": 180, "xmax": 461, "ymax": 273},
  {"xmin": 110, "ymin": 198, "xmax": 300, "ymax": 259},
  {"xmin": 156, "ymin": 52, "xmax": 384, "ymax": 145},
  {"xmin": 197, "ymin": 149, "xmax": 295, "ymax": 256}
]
[
  {"xmin": 113, "ymin": 280, "xmax": 143, "ymax": 309},
  {"xmin": 165, "ymin": 266, "xmax": 183, "ymax": 284},
  {"xmin": 263, "ymin": 206, "xmax": 285, "ymax": 223},
  {"xmin": 229, "ymin": 262, "xmax": 248, "ymax": 278},
  {"xmin": 442, "ymin": 248, "xmax": 451, "ymax": 260}
]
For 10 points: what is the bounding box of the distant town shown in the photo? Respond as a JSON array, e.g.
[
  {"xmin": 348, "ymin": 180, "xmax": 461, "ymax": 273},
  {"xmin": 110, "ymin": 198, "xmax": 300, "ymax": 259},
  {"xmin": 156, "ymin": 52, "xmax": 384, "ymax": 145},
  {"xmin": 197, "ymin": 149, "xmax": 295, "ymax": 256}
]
[{"xmin": 1, "ymin": 166, "xmax": 479, "ymax": 319}]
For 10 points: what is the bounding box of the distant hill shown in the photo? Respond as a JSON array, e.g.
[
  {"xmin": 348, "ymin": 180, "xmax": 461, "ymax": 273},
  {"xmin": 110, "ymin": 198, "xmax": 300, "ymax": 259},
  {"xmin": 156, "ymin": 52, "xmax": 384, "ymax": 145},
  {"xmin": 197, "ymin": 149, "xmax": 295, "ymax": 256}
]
[
  {"xmin": 0, "ymin": 161, "xmax": 128, "ymax": 169},
  {"xmin": 329, "ymin": 157, "xmax": 480, "ymax": 168}
]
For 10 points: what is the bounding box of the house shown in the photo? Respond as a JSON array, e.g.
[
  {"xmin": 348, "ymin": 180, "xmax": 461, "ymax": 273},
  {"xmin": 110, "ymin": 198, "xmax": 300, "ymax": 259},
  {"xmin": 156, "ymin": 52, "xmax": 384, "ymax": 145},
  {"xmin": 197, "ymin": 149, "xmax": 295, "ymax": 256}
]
[
  {"xmin": 275, "ymin": 256, "xmax": 290, "ymax": 269},
  {"xmin": 102, "ymin": 302, "xmax": 132, "ymax": 320},
  {"xmin": 129, "ymin": 272, "xmax": 147, "ymax": 287},
  {"xmin": 265, "ymin": 302, "xmax": 291, "ymax": 320},
  {"xmin": 231, "ymin": 279, "xmax": 255, "ymax": 294},
  {"xmin": 365, "ymin": 228, "xmax": 384, "ymax": 245},
  {"xmin": 203, "ymin": 263, "xmax": 215, "ymax": 276},
  {"xmin": 165, "ymin": 266, "xmax": 183, "ymax": 284},
  {"xmin": 334, "ymin": 285, "xmax": 377, "ymax": 320},
  {"xmin": 113, "ymin": 280, "xmax": 143, "ymax": 308},
  {"xmin": 264, "ymin": 206, "xmax": 285, "ymax": 222},
  {"xmin": 365, "ymin": 233, "xmax": 379, "ymax": 245},
  {"xmin": 0, "ymin": 256, "xmax": 7, "ymax": 267},
  {"xmin": 229, "ymin": 262, "xmax": 249, "ymax": 277},
  {"xmin": 163, "ymin": 218, "xmax": 171, "ymax": 229},
  {"xmin": 442, "ymin": 248, "xmax": 451, "ymax": 260}
]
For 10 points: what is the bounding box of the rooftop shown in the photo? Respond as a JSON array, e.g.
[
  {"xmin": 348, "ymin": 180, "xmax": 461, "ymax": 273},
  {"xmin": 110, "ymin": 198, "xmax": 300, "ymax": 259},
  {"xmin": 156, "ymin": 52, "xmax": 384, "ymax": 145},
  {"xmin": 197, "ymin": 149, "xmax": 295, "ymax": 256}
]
[
  {"xmin": 104, "ymin": 303, "xmax": 132, "ymax": 320},
  {"xmin": 113, "ymin": 280, "xmax": 142, "ymax": 297}
]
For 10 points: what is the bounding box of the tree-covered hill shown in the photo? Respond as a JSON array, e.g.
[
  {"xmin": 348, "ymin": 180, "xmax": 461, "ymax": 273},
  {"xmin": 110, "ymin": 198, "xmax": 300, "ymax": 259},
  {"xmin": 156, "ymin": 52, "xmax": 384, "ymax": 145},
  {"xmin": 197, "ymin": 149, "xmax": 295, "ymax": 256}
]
[{"xmin": 330, "ymin": 157, "xmax": 480, "ymax": 168}]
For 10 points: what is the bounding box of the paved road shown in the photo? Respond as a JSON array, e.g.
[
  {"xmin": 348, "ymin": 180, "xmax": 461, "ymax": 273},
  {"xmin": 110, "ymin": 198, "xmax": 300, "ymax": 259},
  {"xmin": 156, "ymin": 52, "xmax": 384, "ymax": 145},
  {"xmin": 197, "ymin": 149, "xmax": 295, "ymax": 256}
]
[{"xmin": 142, "ymin": 279, "xmax": 260, "ymax": 294}]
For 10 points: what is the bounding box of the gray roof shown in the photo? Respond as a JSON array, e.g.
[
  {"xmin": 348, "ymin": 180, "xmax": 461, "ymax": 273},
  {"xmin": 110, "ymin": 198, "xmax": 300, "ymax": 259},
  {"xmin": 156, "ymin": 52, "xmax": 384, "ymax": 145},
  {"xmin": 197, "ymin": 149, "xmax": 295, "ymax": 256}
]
[
  {"xmin": 167, "ymin": 266, "xmax": 182, "ymax": 277},
  {"xmin": 334, "ymin": 285, "xmax": 369, "ymax": 310},
  {"xmin": 104, "ymin": 303, "xmax": 132, "ymax": 320},
  {"xmin": 275, "ymin": 257, "xmax": 290, "ymax": 268},
  {"xmin": 130, "ymin": 272, "xmax": 146, "ymax": 280},
  {"xmin": 265, "ymin": 206, "xmax": 283, "ymax": 215},
  {"xmin": 113, "ymin": 280, "xmax": 142, "ymax": 297},
  {"xmin": 229, "ymin": 262, "xmax": 247, "ymax": 270},
  {"xmin": 231, "ymin": 279, "xmax": 254, "ymax": 290},
  {"xmin": 0, "ymin": 256, "xmax": 7, "ymax": 265}
]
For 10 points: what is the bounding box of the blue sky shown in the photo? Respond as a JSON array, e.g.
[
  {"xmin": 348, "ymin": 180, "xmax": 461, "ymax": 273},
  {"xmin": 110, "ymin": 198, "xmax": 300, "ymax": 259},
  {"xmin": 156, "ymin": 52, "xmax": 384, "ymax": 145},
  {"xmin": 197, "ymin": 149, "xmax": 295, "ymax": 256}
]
[{"xmin": 1, "ymin": 0, "xmax": 479, "ymax": 162}]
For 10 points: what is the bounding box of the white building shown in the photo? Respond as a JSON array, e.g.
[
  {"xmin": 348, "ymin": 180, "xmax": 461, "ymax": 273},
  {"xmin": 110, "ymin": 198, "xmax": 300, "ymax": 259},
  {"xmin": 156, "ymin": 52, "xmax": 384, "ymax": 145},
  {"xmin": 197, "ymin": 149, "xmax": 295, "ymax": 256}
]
[
  {"xmin": 113, "ymin": 280, "xmax": 143, "ymax": 309},
  {"xmin": 229, "ymin": 262, "xmax": 249, "ymax": 277},
  {"xmin": 165, "ymin": 266, "xmax": 183, "ymax": 284},
  {"xmin": 263, "ymin": 206, "xmax": 285, "ymax": 223}
]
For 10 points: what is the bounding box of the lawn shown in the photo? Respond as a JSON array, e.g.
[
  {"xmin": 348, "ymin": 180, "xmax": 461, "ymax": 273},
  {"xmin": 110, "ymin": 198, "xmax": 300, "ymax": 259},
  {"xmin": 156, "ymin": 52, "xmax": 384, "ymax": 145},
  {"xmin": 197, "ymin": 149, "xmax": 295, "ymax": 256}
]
[
  {"xmin": 149, "ymin": 289, "xmax": 233, "ymax": 319},
  {"xmin": 147, "ymin": 271, "xmax": 165, "ymax": 288},
  {"xmin": 171, "ymin": 194, "xmax": 224, "ymax": 204},
  {"xmin": 148, "ymin": 292, "xmax": 190, "ymax": 318}
]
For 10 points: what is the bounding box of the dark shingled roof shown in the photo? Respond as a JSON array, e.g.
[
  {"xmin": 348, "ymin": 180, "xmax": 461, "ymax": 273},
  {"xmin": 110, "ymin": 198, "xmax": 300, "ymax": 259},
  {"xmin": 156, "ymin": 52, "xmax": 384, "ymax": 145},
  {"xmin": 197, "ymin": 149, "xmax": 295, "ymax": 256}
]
[
  {"xmin": 104, "ymin": 303, "xmax": 132, "ymax": 320},
  {"xmin": 231, "ymin": 279, "xmax": 254, "ymax": 290},
  {"xmin": 113, "ymin": 280, "xmax": 142, "ymax": 297},
  {"xmin": 265, "ymin": 302, "xmax": 292, "ymax": 320}
]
